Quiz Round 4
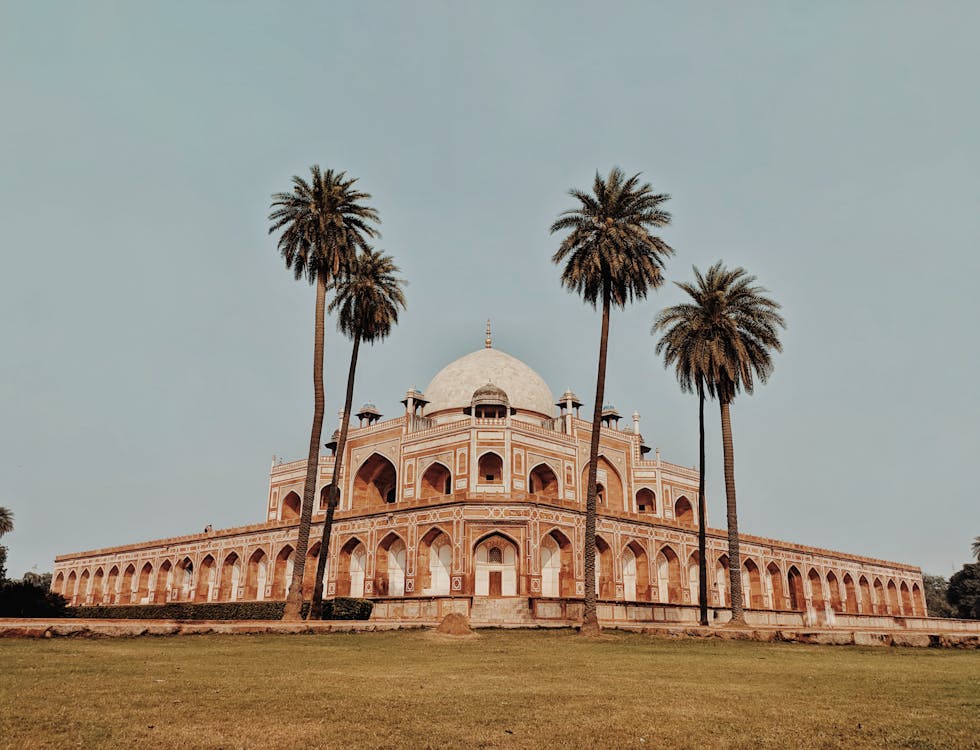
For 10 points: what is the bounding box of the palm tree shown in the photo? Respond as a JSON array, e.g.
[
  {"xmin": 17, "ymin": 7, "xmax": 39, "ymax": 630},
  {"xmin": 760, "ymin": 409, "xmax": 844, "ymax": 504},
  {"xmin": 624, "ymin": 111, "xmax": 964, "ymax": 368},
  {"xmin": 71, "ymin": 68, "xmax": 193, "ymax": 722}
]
[
  {"xmin": 654, "ymin": 286, "xmax": 717, "ymax": 626},
  {"xmin": 268, "ymin": 166, "xmax": 380, "ymax": 620},
  {"xmin": 308, "ymin": 249, "xmax": 407, "ymax": 619},
  {"xmin": 668, "ymin": 263, "xmax": 784, "ymax": 624},
  {"xmin": 551, "ymin": 167, "xmax": 673, "ymax": 635},
  {"xmin": 0, "ymin": 507, "xmax": 12, "ymax": 537}
]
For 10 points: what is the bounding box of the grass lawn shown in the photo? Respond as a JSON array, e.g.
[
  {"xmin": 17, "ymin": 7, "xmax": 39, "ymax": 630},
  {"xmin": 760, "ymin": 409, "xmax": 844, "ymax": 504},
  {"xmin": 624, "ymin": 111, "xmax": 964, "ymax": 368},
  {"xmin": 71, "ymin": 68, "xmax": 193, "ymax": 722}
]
[{"xmin": 1, "ymin": 629, "xmax": 978, "ymax": 749}]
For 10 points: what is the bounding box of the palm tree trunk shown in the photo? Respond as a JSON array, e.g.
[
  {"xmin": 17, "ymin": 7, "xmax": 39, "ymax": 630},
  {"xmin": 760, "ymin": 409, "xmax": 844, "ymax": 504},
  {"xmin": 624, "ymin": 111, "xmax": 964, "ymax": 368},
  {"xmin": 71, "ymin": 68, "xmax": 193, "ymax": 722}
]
[
  {"xmin": 581, "ymin": 283, "xmax": 611, "ymax": 636},
  {"xmin": 282, "ymin": 275, "xmax": 327, "ymax": 620},
  {"xmin": 720, "ymin": 397, "xmax": 744, "ymax": 624},
  {"xmin": 309, "ymin": 332, "xmax": 361, "ymax": 620},
  {"xmin": 697, "ymin": 381, "xmax": 708, "ymax": 626}
]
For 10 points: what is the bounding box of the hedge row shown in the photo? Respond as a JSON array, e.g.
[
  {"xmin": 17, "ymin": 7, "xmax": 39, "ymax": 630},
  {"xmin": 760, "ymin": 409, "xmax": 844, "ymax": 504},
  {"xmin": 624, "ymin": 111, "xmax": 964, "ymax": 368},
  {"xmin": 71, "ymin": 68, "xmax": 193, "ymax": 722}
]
[{"xmin": 71, "ymin": 598, "xmax": 373, "ymax": 621}]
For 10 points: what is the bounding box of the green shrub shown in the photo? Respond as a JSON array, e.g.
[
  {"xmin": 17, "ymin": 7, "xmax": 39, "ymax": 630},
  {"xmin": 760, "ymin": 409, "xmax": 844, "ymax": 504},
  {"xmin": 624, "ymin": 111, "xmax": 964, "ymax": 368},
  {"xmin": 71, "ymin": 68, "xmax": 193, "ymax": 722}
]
[
  {"xmin": 71, "ymin": 601, "xmax": 307, "ymax": 620},
  {"xmin": 0, "ymin": 581, "xmax": 70, "ymax": 618},
  {"xmin": 70, "ymin": 598, "xmax": 373, "ymax": 620},
  {"xmin": 322, "ymin": 597, "xmax": 373, "ymax": 620}
]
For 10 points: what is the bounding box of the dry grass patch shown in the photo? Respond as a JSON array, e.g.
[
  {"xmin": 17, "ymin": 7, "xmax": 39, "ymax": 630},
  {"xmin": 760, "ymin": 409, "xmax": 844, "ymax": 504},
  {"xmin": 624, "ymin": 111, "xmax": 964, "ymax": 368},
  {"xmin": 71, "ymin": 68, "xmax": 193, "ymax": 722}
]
[{"xmin": 1, "ymin": 629, "xmax": 977, "ymax": 749}]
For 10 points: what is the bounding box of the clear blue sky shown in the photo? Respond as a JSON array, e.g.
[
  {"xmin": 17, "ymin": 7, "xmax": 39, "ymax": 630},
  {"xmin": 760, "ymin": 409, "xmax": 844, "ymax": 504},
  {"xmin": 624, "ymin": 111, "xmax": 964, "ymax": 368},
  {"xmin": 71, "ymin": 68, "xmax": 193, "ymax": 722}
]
[{"xmin": 1, "ymin": 2, "xmax": 978, "ymax": 578}]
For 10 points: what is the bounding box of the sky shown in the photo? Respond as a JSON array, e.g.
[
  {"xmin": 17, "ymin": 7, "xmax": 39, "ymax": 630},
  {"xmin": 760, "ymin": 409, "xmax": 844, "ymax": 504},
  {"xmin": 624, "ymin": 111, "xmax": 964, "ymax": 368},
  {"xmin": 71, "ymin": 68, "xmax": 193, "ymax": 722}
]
[{"xmin": 1, "ymin": 2, "xmax": 978, "ymax": 579}]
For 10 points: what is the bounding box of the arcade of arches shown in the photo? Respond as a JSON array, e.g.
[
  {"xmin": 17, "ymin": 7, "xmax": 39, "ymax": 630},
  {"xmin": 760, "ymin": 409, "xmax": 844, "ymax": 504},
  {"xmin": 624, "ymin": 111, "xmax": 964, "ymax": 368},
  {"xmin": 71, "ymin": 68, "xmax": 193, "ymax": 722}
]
[{"xmin": 52, "ymin": 340, "xmax": 926, "ymax": 625}]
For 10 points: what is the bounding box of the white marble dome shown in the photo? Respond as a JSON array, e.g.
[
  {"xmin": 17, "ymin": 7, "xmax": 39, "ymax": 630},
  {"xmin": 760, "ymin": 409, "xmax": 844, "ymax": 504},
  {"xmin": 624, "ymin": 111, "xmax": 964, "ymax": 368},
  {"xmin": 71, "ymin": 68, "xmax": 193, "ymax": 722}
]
[{"xmin": 424, "ymin": 348, "xmax": 555, "ymax": 418}]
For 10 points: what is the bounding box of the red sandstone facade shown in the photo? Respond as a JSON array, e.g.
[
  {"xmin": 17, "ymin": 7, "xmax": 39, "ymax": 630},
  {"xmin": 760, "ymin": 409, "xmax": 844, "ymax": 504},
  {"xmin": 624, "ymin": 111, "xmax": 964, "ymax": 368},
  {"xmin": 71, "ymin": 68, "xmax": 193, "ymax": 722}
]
[{"xmin": 52, "ymin": 338, "xmax": 926, "ymax": 626}]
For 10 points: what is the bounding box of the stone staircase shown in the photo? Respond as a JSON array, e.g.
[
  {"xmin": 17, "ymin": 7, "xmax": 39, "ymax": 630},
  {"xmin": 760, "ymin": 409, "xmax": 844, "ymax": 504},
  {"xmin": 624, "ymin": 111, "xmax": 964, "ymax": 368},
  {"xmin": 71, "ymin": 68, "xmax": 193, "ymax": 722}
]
[{"xmin": 469, "ymin": 597, "xmax": 537, "ymax": 627}]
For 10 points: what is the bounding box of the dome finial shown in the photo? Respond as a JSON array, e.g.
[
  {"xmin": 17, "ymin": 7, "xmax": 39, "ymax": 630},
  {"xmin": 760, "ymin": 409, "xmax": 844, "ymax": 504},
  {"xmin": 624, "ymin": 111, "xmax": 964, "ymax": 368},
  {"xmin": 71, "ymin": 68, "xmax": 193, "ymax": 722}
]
[{"xmin": 485, "ymin": 319, "xmax": 492, "ymax": 349}]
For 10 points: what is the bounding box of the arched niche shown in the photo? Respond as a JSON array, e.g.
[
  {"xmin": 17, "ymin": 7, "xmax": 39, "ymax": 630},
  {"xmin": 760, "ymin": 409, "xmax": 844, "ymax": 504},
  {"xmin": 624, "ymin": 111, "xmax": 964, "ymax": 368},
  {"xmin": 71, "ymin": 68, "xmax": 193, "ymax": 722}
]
[
  {"xmin": 245, "ymin": 548, "xmax": 268, "ymax": 601},
  {"xmin": 767, "ymin": 562, "xmax": 784, "ymax": 610},
  {"xmin": 136, "ymin": 562, "xmax": 153, "ymax": 603},
  {"xmin": 336, "ymin": 538, "xmax": 367, "ymax": 598},
  {"xmin": 155, "ymin": 560, "xmax": 173, "ymax": 603},
  {"xmin": 271, "ymin": 546, "xmax": 294, "ymax": 600},
  {"xmin": 622, "ymin": 541, "xmax": 650, "ymax": 602},
  {"xmin": 540, "ymin": 529, "xmax": 573, "ymax": 598},
  {"xmin": 195, "ymin": 556, "xmax": 216, "ymax": 602},
  {"xmin": 477, "ymin": 452, "xmax": 504, "ymax": 485},
  {"xmin": 353, "ymin": 453, "xmax": 398, "ymax": 508},
  {"xmin": 656, "ymin": 546, "xmax": 681, "ymax": 604},
  {"xmin": 715, "ymin": 555, "xmax": 730, "ymax": 607},
  {"xmin": 419, "ymin": 462, "xmax": 453, "ymax": 501},
  {"xmin": 219, "ymin": 553, "xmax": 241, "ymax": 602},
  {"xmin": 474, "ymin": 533, "xmax": 519, "ymax": 597},
  {"xmin": 418, "ymin": 528, "xmax": 452, "ymax": 595},
  {"xmin": 528, "ymin": 463, "xmax": 559, "ymax": 501},
  {"xmin": 376, "ymin": 533, "xmax": 407, "ymax": 596},
  {"xmin": 581, "ymin": 457, "xmax": 624, "ymax": 510},
  {"xmin": 787, "ymin": 566, "xmax": 804, "ymax": 611},
  {"xmin": 635, "ymin": 487, "xmax": 656, "ymax": 514},
  {"xmin": 674, "ymin": 496, "xmax": 694, "ymax": 527},
  {"xmin": 280, "ymin": 491, "xmax": 301, "ymax": 521},
  {"xmin": 742, "ymin": 559, "xmax": 763, "ymax": 609},
  {"xmin": 842, "ymin": 573, "xmax": 858, "ymax": 614}
]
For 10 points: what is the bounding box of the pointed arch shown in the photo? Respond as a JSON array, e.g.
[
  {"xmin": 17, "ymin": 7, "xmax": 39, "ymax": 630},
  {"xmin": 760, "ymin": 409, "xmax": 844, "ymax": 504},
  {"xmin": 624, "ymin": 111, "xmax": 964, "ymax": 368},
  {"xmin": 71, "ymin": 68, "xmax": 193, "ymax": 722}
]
[
  {"xmin": 280, "ymin": 491, "xmax": 301, "ymax": 521},
  {"xmin": 635, "ymin": 487, "xmax": 657, "ymax": 514},
  {"xmin": 808, "ymin": 568, "xmax": 825, "ymax": 611},
  {"xmin": 873, "ymin": 578, "xmax": 885, "ymax": 614},
  {"xmin": 900, "ymin": 581, "xmax": 912, "ymax": 616},
  {"xmin": 581, "ymin": 456, "xmax": 624, "ymax": 510},
  {"xmin": 655, "ymin": 545, "xmax": 681, "ymax": 604},
  {"xmin": 474, "ymin": 533, "xmax": 519, "ymax": 597},
  {"xmin": 528, "ymin": 462, "xmax": 560, "ymax": 500},
  {"xmin": 219, "ymin": 552, "xmax": 242, "ymax": 601},
  {"xmin": 90, "ymin": 567, "xmax": 104, "ymax": 604},
  {"xmin": 674, "ymin": 496, "xmax": 694, "ymax": 527},
  {"xmin": 302, "ymin": 541, "xmax": 322, "ymax": 597},
  {"xmin": 687, "ymin": 551, "xmax": 701, "ymax": 604},
  {"xmin": 841, "ymin": 573, "xmax": 858, "ymax": 613},
  {"xmin": 245, "ymin": 548, "xmax": 269, "ymax": 600},
  {"xmin": 886, "ymin": 579, "xmax": 900, "ymax": 615},
  {"xmin": 911, "ymin": 582, "xmax": 923, "ymax": 616},
  {"xmin": 78, "ymin": 569, "xmax": 91, "ymax": 604},
  {"xmin": 826, "ymin": 571, "xmax": 842, "ymax": 612},
  {"xmin": 106, "ymin": 566, "xmax": 120, "ymax": 604},
  {"xmin": 419, "ymin": 461, "xmax": 453, "ymax": 500},
  {"xmin": 66, "ymin": 571, "xmax": 78, "ymax": 603},
  {"xmin": 418, "ymin": 527, "xmax": 452, "ymax": 595},
  {"xmin": 136, "ymin": 562, "xmax": 153, "ymax": 603},
  {"xmin": 155, "ymin": 560, "xmax": 173, "ymax": 603},
  {"xmin": 353, "ymin": 453, "xmax": 398, "ymax": 507},
  {"xmin": 195, "ymin": 555, "xmax": 216, "ymax": 601},
  {"xmin": 336, "ymin": 537, "xmax": 367, "ymax": 597},
  {"xmin": 119, "ymin": 564, "xmax": 136, "ymax": 604},
  {"xmin": 376, "ymin": 532, "xmax": 407, "ymax": 596},
  {"xmin": 271, "ymin": 545, "xmax": 295, "ymax": 600},
  {"xmin": 176, "ymin": 557, "xmax": 194, "ymax": 601},
  {"xmin": 858, "ymin": 575, "xmax": 872, "ymax": 614},
  {"xmin": 715, "ymin": 555, "xmax": 730, "ymax": 607},
  {"xmin": 742, "ymin": 558, "xmax": 763, "ymax": 609},
  {"xmin": 540, "ymin": 528, "xmax": 573, "ymax": 597},
  {"xmin": 593, "ymin": 535, "xmax": 614, "ymax": 599},
  {"xmin": 787, "ymin": 566, "xmax": 804, "ymax": 611},
  {"xmin": 477, "ymin": 451, "xmax": 504, "ymax": 485},
  {"xmin": 766, "ymin": 562, "xmax": 784, "ymax": 610},
  {"xmin": 622, "ymin": 541, "xmax": 650, "ymax": 602}
]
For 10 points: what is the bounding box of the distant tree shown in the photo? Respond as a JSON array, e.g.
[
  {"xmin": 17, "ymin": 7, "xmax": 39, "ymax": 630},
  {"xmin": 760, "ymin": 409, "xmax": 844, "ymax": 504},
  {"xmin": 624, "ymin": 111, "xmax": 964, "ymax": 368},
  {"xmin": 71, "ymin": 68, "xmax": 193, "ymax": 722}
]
[
  {"xmin": 946, "ymin": 563, "xmax": 980, "ymax": 620},
  {"xmin": 922, "ymin": 574, "xmax": 953, "ymax": 618},
  {"xmin": 309, "ymin": 249, "xmax": 406, "ymax": 619},
  {"xmin": 972, "ymin": 536, "xmax": 980, "ymax": 561},
  {"xmin": 551, "ymin": 167, "xmax": 673, "ymax": 635},
  {"xmin": 22, "ymin": 571, "xmax": 53, "ymax": 591},
  {"xmin": 0, "ymin": 506, "xmax": 12, "ymax": 537},
  {"xmin": 658, "ymin": 263, "xmax": 784, "ymax": 624},
  {"xmin": 269, "ymin": 167, "xmax": 380, "ymax": 620},
  {"xmin": 0, "ymin": 546, "xmax": 7, "ymax": 583}
]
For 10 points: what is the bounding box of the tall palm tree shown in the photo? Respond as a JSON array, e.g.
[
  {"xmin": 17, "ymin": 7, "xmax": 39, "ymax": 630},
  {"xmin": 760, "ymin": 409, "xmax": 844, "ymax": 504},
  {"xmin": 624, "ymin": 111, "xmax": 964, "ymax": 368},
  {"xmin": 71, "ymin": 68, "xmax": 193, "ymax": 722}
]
[
  {"xmin": 654, "ymin": 287, "xmax": 717, "ymax": 626},
  {"xmin": 668, "ymin": 263, "xmax": 784, "ymax": 624},
  {"xmin": 269, "ymin": 166, "xmax": 380, "ymax": 620},
  {"xmin": 0, "ymin": 507, "xmax": 12, "ymax": 537},
  {"xmin": 308, "ymin": 249, "xmax": 407, "ymax": 619},
  {"xmin": 551, "ymin": 167, "xmax": 673, "ymax": 635}
]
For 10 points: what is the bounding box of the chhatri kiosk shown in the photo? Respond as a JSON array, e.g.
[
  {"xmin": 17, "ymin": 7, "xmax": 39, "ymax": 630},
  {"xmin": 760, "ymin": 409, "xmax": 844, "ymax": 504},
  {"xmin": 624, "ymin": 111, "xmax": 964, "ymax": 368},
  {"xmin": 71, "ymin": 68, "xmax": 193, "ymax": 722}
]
[{"xmin": 53, "ymin": 326, "xmax": 925, "ymax": 626}]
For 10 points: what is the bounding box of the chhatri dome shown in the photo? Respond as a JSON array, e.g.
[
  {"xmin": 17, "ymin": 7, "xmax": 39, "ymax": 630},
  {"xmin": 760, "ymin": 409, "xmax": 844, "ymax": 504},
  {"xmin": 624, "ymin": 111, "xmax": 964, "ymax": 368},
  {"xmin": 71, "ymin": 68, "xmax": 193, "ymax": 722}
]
[{"xmin": 423, "ymin": 321, "xmax": 555, "ymax": 420}]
